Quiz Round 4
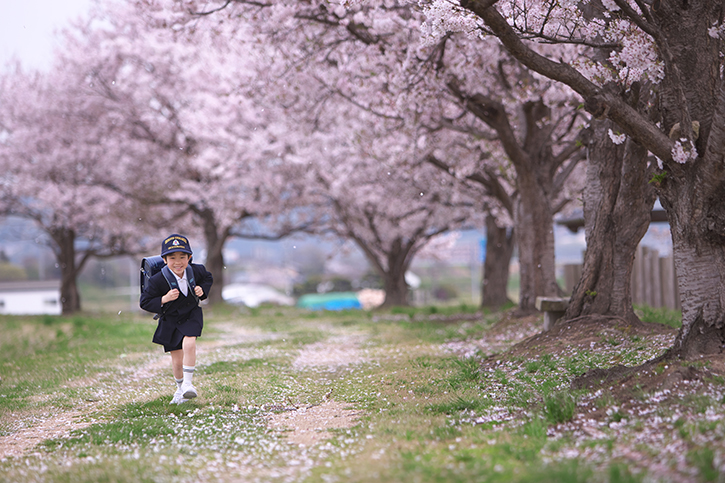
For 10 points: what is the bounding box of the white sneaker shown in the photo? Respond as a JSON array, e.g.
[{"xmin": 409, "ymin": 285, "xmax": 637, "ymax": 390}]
[
  {"xmin": 170, "ymin": 388, "xmax": 188, "ymax": 405},
  {"xmin": 181, "ymin": 383, "xmax": 198, "ymax": 400}
]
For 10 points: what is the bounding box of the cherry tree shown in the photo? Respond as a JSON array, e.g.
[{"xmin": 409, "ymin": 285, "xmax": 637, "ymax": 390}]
[
  {"xmin": 0, "ymin": 66, "xmax": 148, "ymax": 314},
  {"xmin": 296, "ymin": 110, "xmax": 483, "ymax": 307},
  {"xmin": 244, "ymin": 3, "xmax": 494, "ymax": 307},
  {"xmin": 427, "ymin": 2, "xmax": 658, "ymax": 321},
  {"xmin": 427, "ymin": 0, "xmax": 725, "ymax": 357},
  {"xmin": 165, "ymin": 0, "xmax": 588, "ymax": 312},
  {"xmin": 54, "ymin": 0, "xmax": 317, "ymax": 304},
  {"xmin": 322, "ymin": 2, "xmax": 587, "ymax": 311}
]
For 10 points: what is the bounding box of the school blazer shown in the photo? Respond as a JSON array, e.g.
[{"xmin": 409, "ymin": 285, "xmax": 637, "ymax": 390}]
[{"xmin": 139, "ymin": 263, "xmax": 213, "ymax": 345}]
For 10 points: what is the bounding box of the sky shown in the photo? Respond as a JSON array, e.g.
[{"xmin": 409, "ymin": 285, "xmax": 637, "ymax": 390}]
[{"xmin": 0, "ymin": 0, "xmax": 93, "ymax": 71}]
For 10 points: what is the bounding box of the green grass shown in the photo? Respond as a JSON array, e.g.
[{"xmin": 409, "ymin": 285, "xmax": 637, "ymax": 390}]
[
  {"xmin": 389, "ymin": 303, "xmax": 480, "ymax": 317},
  {"xmin": 543, "ymin": 390, "xmax": 577, "ymax": 424},
  {"xmin": 0, "ymin": 313, "xmax": 151, "ymax": 414},
  {"xmin": 0, "ymin": 305, "xmax": 717, "ymax": 483},
  {"xmin": 634, "ymin": 304, "xmax": 682, "ymax": 328}
]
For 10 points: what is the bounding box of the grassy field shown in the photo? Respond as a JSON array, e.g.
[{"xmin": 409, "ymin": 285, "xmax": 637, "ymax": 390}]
[{"xmin": 0, "ymin": 303, "xmax": 723, "ymax": 482}]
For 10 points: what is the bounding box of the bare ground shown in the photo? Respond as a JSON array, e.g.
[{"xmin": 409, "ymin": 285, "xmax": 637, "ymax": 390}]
[
  {"xmin": 0, "ymin": 322, "xmax": 366, "ymax": 461},
  {"xmin": 269, "ymin": 401, "xmax": 362, "ymax": 447}
]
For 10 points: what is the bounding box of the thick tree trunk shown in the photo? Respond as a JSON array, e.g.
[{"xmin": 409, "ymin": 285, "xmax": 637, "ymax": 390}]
[
  {"xmin": 515, "ymin": 173, "xmax": 559, "ymax": 312},
  {"xmin": 200, "ymin": 211, "xmax": 228, "ymax": 305},
  {"xmin": 449, "ymin": 92, "xmax": 572, "ymax": 313},
  {"xmin": 380, "ymin": 268, "xmax": 409, "ymax": 307},
  {"xmin": 653, "ymin": 1, "xmax": 725, "ymax": 359},
  {"xmin": 204, "ymin": 243, "xmax": 225, "ymax": 304},
  {"xmin": 51, "ymin": 227, "xmax": 82, "ymax": 315},
  {"xmin": 481, "ymin": 214, "xmax": 514, "ymax": 309},
  {"xmin": 565, "ymin": 120, "xmax": 656, "ymax": 324},
  {"xmin": 660, "ymin": 187, "xmax": 725, "ymax": 359},
  {"xmin": 380, "ymin": 237, "xmax": 411, "ymax": 307},
  {"xmin": 355, "ymin": 236, "xmax": 410, "ymax": 308}
]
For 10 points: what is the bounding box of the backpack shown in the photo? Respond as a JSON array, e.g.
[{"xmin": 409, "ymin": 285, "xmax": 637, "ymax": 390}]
[{"xmin": 140, "ymin": 255, "xmax": 198, "ymax": 319}]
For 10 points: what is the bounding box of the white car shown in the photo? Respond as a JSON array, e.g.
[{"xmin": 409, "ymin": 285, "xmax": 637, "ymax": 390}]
[{"xmin": 222, "ymin": 283, "xmax": 295, "ymax": 308}]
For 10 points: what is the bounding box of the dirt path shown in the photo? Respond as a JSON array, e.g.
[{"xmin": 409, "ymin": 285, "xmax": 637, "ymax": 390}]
[
  {"xmin": 0, "ymin": 323, "xmax": 366, "ymax": 460},
  {"xmin": 292, "ymin": 334, "xmax": 368, "ymax": 370},
  {"xmin": 269, "ymin": 333, "xmax": 367, "ymax": 446},
  {"xmin": 0, "ymin": 410, "xmax": 92, "ymax": 459},
  {"xmin": 269, "ymin": 400, "xmax": 362, "ymax": 446}
]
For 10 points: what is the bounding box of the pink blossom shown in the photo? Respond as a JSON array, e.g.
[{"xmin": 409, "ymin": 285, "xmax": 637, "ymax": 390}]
[
  {"xmin": 608, "ymin": 129, "xmax": 626, "ymax": 145},
  {"xmin": 671, "ymin": 139, "xmax": 698, "ymax": 164}
]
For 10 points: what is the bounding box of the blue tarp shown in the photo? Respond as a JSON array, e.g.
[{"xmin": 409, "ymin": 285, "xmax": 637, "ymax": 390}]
[{"xmin": 296, "ymin": 292, "xmax": 362, "ymax": 311}]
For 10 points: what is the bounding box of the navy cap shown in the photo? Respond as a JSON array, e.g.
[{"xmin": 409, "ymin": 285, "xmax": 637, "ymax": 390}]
[{"xmin": 161, "ymin": 234, "xmax": 193, "ymax": 257}]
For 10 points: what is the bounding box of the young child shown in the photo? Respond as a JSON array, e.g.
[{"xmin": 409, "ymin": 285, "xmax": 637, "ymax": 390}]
[{"xmin": 140, "ymin": 234, "xmax": 213, "ymax": 404}]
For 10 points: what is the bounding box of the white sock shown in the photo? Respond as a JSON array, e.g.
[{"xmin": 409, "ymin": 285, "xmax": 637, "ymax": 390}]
[
  {"xmin": 175, "ymin": 377, "xmax": 183, "ymax": 390},
  {"xmin": 183, "ymin": 365, "xmax": 195, "ymax": 385}
]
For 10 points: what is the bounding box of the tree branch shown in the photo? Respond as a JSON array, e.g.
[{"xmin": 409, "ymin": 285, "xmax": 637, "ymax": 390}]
[{"xmin": 460, "ymin": 2, "xmax": 675, "ymax": 162}]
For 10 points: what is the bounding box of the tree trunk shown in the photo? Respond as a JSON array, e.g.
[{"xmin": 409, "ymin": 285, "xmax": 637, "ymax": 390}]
[
  {"xmin": 660, "ymin": 182, "xmax": 725, "ymax": 359},
  {"xmin": 652, "ymin": 1, "xmax": 725, "ymax": 359},
  {"xmin": 204, "ymin": 243, "xmax": 225, "ymax": 304},
  {"xmin": 199, "ymin": 210, "xmax": 228, "ymax": 305},
  {"xmin": 462, "ymin": 0, "xmax": 725, "ymax": 361},
  {"xmin": 380, "ymin": 269, "xmax": 409, "ymax": 307},
  {"xmin": 51, "ymin": 227, "xmax": 82, "ymax": 315},
  {"xmin": 481, "ymin": 214, "xmax": 514, "ymax": 309},
  {"xmin": 377, "ymin": 237, "xmax": 411, "ymax": 308},
  {"xmin": 565, "ymin": 120, "xmax": 656, "ymax": 324},
  {"xmin": 449, "ymin": 92, "xmax": 573, "ymax": 313},
  {"xmin": 515, "ymin": 172, "xmax": 559, "ymax": 312}
]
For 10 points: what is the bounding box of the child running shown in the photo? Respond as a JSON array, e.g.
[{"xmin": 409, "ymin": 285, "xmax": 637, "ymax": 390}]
[{"xmin": 140, "ymin": 234, "xmax": 213, "ymax": 404}]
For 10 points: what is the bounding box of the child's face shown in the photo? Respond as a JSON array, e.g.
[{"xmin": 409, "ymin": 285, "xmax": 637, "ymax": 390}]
[{"xmin": 164, "ymin": 252, "xmax": 190, "ymax": 277}]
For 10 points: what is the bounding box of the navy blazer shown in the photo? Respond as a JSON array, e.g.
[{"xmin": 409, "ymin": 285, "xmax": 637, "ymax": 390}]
[{"xmin": 140, "ymin": 263, "xmax": 213, "ymax": 346}]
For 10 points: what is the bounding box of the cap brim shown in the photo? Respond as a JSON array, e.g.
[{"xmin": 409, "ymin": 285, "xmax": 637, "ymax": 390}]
[{"xmin": 162, "ymin": 248, "xmax": 193, "ymax": 256}]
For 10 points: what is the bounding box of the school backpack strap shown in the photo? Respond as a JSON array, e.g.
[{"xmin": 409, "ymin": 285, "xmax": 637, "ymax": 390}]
[
  {"xmin": 161, "ymin": 265, "xmax": 179, "ymax": 291},
  {"xmin": 153, "ymin": 266, "xmax": 199, "ymax": 320},
  {"xmin": 185, "ymin": 265, "xmax": 200, "ymax": 305},
  {"xmin": 154, "ymin": 266, "xmax": 180, "ymax": 320}
]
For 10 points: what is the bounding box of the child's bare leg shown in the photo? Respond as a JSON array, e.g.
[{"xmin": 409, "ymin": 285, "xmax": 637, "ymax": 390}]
[
  {"xmin": 182, "ymin": 336, "xmax": 196, "ymax": 366},
  {"xmin": 170, "ymin": 349, "xmax": 183, "ymax": 380}
]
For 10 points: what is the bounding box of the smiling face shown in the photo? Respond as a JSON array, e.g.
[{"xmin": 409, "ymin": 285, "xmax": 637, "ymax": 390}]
[{"xmin": 163, "ymin": 251, "xmax": 191, "ymax": 278}]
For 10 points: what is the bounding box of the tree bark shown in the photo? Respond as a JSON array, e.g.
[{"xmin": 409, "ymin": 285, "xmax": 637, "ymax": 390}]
[
  {"xmin": 50, "ymin": 227, "xmax": 82, "ymax": 315},
  {"xmin": 565, "ymin": 119, "xmax": 656, "ymax": 324},
  {"xmin": 380, "ymin": 268, "xmax": 409, "ymax": 307},
  {"xmin": 652, "ymin": 1, "xmax": 725, "ymax": 359},
  {"xmin": 199, "ymin": 209, "xmax": 229, "ymax": 305},
  {"xmin": 377, "ymin": 237, "xmax": 411, "ymax": 307},
  {"xmin": 447, "ymin": 90, "xmax": 577, "ymax": 312},
  {"xmin": 660, "ymin": 172, "xmax": 725, "ymax": 359},
  {"xmin": 465, "ymin": 0, "xmax": 725, "ymax": 359},
  {"xmin": 353, "ymin": 235, "xmax": 412, "ymax": 308},
  {"xmin": 514, "ymin": 168, "xmax": 560, "ymax": 311},
  {"xmin": 481, "ymin": 214, "xmax": 514, "ymax": 308}
]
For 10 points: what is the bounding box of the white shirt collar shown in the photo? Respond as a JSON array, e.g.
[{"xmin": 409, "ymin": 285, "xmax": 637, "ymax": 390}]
[{"xmin": 171, "ymin": 270, "xmax": 188, "ymax": 295}]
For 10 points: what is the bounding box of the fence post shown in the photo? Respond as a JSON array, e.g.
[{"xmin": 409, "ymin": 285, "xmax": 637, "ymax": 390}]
[
  {"xmin": 564, "ymin": 263, "xmax": 582, "ymax": 295},
  {"xmin": 632, "ymin": 245, "xmax": 644, "ymax": 305},
  {"xmin": 649, "ymin": 248, "xmax": 663, "ymax": 308},
  {"xmin": 660, "ymin": 256, "xmax": 680, "ymax": 310}
]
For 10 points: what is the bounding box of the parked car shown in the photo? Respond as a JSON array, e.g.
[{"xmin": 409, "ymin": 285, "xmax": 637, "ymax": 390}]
[{"xmin": 222, "ymin": 283, "xmax": 295, "ymax": 308}]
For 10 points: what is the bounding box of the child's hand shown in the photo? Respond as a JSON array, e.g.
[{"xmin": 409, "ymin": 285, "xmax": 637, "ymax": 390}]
[
  {"xmin": 194, "ymin": 286, "xmax": 204, "ymax": 297},
  {"xmin": 162, "ymin": 289, "xmax": 180, "ymax": 305}
]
